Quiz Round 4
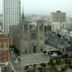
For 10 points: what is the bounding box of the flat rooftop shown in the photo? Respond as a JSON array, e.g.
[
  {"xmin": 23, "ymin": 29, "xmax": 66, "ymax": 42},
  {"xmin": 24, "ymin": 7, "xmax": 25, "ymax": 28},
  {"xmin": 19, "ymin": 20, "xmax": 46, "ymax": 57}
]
[
  {"xmin": 45, "ymin": 45, "xmax": 59, "ymax": 52},
  {"xmin": 20, "ymin": 53, "xmax": 50, "ymax": 66}
]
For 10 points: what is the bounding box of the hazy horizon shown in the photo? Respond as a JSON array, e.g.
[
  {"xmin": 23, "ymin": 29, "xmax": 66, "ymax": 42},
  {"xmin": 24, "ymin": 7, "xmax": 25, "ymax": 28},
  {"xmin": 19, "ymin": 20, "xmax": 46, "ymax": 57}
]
[{"xmin": 0, "ymin": 0, "xmax": 72, "ymax": 17}]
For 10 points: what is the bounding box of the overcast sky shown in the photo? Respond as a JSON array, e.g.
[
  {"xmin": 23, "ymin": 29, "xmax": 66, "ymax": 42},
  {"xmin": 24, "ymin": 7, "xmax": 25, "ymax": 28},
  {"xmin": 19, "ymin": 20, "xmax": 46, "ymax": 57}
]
[{"xmin": 0, "ymin": 0, "xmax": 72, "ymax": 17}]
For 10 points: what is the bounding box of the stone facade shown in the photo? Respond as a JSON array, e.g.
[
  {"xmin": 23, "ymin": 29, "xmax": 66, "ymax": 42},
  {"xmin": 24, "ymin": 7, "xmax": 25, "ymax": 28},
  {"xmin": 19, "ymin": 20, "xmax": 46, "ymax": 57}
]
[{"xmin": 11, "ymin": 17, "xmax": 45, "ymax": 54}]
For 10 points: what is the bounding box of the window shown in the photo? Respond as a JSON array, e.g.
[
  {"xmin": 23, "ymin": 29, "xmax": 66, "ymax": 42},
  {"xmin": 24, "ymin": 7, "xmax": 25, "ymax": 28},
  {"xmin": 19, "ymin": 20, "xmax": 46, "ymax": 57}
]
[
  {"xmin": 25, "ymin": 50, "xmax": 27, "ymax": 54},
  {"xmin": 40, "ymin": 25, "xmax": 43, "ymax": 32},
  {"xmin": 31, "ymin": 33, "xmax": 36, "ymax": 39},
  {"xmin": 24, "ymin": 24, "xmax": 27, "ymax": 32},
  {"xmin": 0, "ymin": 43, "xmax": 3, "ymax": 48}
]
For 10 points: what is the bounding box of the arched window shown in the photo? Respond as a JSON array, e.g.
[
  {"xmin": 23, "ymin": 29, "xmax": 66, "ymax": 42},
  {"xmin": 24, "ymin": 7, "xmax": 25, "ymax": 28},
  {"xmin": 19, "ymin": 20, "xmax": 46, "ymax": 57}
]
[
  {"xmin": 40, "ymin": 25, "xmax": 43, "ymax": 32},
  {"xmin": 31, "ymin": 33, "xmax": 36, "ymax": 39},
  {"xmin": 24, "ymin": 24, "xmax": 27, "ymax": 32}
]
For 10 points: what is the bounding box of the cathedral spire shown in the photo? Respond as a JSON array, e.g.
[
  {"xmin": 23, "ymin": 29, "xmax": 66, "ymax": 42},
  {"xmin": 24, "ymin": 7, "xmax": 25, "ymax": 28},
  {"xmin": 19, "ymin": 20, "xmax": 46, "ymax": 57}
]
[{"xmin": 22, "ymin": 7, "xmax": 24, "ymax": 20}]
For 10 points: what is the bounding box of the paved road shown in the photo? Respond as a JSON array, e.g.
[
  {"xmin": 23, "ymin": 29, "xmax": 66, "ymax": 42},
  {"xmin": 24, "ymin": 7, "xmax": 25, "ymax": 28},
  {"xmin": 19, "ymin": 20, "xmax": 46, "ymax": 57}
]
[
  {"xmin": 8, "ymin": 52, "xmax": 17, "ymax": 72},
  {"xmin": 65, "ymin": 68, "xmax": 72, "ymax": 72}
]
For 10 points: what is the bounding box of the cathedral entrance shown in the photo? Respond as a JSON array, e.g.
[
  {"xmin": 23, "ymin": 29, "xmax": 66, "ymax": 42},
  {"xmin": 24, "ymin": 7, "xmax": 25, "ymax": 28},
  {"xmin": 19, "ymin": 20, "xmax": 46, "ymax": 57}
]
[
  {"xmin": 32, "ymin": 42, "xmax": 37, "ymax": 53},
  {"xmin": 33, "ymin": 45, "xmax": 36, "ymax": 53}
]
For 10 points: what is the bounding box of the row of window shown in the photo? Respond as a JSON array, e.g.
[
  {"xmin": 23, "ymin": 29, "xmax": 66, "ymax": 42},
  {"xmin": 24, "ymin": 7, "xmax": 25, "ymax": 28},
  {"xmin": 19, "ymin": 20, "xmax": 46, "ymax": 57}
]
[{"xmin": 24, "ymin": 25, "xmax": 44, "ymax": 32}]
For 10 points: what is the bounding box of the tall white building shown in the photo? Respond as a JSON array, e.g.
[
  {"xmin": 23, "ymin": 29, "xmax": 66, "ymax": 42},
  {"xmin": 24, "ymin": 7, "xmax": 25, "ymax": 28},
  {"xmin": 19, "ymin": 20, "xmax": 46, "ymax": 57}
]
[{"xmin": 3, "ymin": 0, "xmax": 21, "ymax": 34}]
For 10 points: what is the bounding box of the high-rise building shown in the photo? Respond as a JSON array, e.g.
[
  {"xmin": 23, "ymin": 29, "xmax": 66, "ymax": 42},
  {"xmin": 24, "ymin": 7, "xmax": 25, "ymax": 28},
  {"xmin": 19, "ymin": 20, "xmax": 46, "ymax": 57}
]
[
  {"xmin": 50, "ymin": 11, "xmax": 66, "ymax": 33},
  {"xmin": 3, "ymin": 0, "xmax": 21, "ymax": 34},
  {"xmin": 51, "ymin": 11, "xmax": 66, "ymax": 22}
]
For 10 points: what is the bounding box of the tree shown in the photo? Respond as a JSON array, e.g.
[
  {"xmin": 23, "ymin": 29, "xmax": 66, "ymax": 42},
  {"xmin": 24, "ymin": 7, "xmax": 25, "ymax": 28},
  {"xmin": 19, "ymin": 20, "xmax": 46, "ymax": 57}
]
[
  {"xmin": 40, "ymin": 63, "xmax": 46, "ymax": 67},
  {"xmin": 48, "ymin": 59, "xmax": 55, "ymax": 66},
  {"xmin": 55, "ymin": 59, "xmax": 61, "ymax": 65},
  {"xmin": 61, "ymin": 66, "xmax": 67, "ymax": 72},
  {"xmin": 62, "ymin": 54, "xmax": 68, "ymax": 59},
  {"xmin": 43, "ymin": 51, "xmax": 47, "ymax": 54}
]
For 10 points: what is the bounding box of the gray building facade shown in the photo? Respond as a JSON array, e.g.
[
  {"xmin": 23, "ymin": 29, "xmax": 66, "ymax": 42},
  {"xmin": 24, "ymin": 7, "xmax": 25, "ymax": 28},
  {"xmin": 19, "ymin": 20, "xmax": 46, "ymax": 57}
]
[
  {"xmin": 3, "ymin": 0, "xmax": 21, "ymax": 34},
  {"xmin": 11, "ymin": 17, "xmax": 45, "ymax": 54}
]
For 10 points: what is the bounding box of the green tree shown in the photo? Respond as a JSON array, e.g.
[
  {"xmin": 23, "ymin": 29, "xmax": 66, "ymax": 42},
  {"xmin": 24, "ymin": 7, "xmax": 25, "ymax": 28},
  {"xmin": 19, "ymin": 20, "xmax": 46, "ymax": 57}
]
[{"xmin": 48, "ymin": 59, "xmax": 55, "ymax": 66}]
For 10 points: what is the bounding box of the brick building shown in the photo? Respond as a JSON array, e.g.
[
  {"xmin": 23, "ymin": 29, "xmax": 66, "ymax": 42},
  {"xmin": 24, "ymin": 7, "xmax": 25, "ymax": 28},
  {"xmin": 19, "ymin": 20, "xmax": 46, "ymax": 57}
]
[{"xmin": 0, "ymin": 32, "xmax": 9, "ymax": 62}]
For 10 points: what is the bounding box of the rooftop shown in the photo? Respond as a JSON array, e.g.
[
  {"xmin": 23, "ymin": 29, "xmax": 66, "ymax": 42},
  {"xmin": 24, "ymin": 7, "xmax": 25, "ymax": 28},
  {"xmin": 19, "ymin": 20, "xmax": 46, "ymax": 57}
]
[
  {"xmin": 20, "ymin": 53, "xmax": 50, "ymax": 66},
  {"xmin": 45, "ymin": 45, "xmax": 59, "ymax": 52},
  {"xmin": 45, "ymin": 31, "xmax": 71, "ymax": 50}
]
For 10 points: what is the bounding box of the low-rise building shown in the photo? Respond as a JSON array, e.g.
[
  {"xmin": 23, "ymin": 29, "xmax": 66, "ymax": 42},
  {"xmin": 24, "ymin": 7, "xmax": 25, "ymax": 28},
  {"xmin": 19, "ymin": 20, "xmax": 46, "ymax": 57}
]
[
  {"xmin": 9, "ymin": 25, "xmax": 18, "ymax": 46},
  {"xmin": 45, "ymin": 31, "xmax": 72, "ymax": 54},
  {"xmin": 0, "ymin": 32, "xmax": 9, "ymax": 72},
  {"xmin": 0, "ymin": 32, "xmax": 9, "ymax": 62}
]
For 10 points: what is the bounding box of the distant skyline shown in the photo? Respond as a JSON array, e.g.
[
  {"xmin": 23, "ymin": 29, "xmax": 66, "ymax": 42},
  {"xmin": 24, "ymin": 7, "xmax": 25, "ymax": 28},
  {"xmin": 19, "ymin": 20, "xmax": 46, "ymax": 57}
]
[{"xmin": 0, "ymin": 0, "xmax": 72, "ymax": 17}]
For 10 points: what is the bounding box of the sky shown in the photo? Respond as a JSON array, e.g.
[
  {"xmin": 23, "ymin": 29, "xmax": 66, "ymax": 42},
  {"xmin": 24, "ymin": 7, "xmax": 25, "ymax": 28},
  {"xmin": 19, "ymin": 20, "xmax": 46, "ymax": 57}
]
[{"xmin": 0, "ymin": 0, "xmax": 72, "ymax": 17}]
